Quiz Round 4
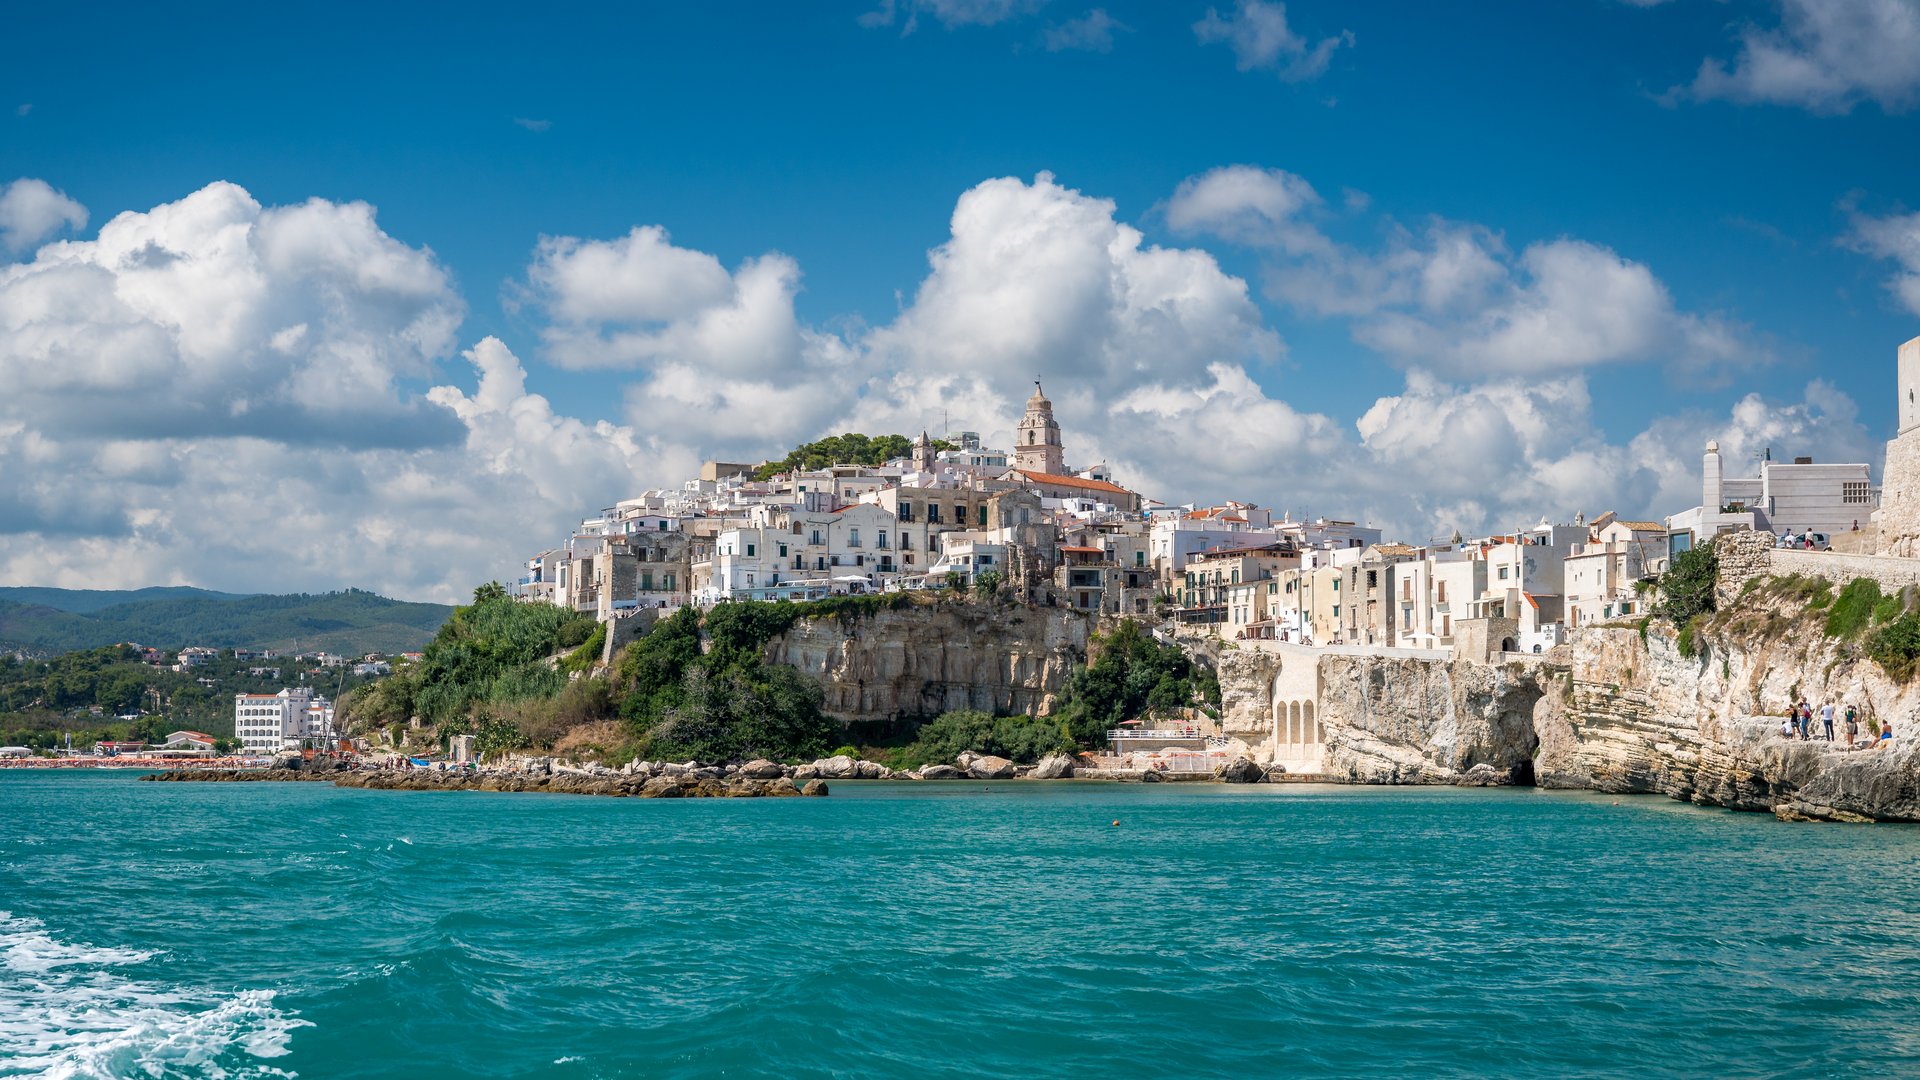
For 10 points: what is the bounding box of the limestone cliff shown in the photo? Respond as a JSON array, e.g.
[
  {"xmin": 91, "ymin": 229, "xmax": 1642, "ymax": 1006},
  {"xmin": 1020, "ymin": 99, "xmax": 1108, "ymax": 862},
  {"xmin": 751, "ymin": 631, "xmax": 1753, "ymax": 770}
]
[
  {"xmin": 1318, "ymin": 654, "xmax": 1545, "ymax": 784},
  {"xmin": 1213, "ymin": 644, "xmax": 1546, "ymax": 784},
  {"xmin": 765, "ymin": 602, "xmax": 1092, "ymax": 726},
  {"xmin": 1537, "ymin": 592, "xmax": 1920, "ymax": 821}
]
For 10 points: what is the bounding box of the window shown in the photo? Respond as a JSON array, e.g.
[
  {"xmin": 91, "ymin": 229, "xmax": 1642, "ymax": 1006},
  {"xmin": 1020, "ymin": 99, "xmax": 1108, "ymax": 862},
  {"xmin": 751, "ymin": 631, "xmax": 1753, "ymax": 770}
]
[
  {"xmin": 928, "ymin": 504, "xmax": 942, "ymax": 524},
  {"xmin": 811, "ymin": 530, "xmax": 822, "ymax": 545},
  {"xmin": 906, "ymin": 554, "xmax": 915, "ymax": 565},
  {"xmin": 878, "ymin": 530, "xmax": 889, "ymax": 549},
  {"xmin": 849, "ymin": 528, "xmax": 861, "ymax": 547},
  {"xmin": 659, "ymin": 521, "xmax": 668, "ymax": 530},
  {"xmin": 1135, "ymin": 551, "xmax": 1145, "ymax": 567},
  {"xmin": 1437, "ymin": 581, "xmax": 1447, "ymax": 603},
  {"xmin": 1498, "ymin": 566, "xmax": 1509, "ymax": 580},
  {"xmin": 664, "ymin": 573, "xmax": 676, "ymax": 591},
  {"xmin": 745, "ymin": 544, "xmax": 755, "ymax": 558},
  {"xmin": 1333, "ymin": 578, "xmax": 1340, "ymax": 592},
  {"xmin": 1402, "ymin": 579, "xmax": 1411, "ymax": 601},
  {"xmin": 1366, "ymin": 570, "xmax": 1377, "ymax": 588},
  {"xmin": 779, "ymin": 543, "xmax": 788, "ymax": 557},
  {"xmin": 816, "ymin": 557, "xmax": 826, "ymax": 570},
  {"xmin": 1845, "ymin": 481, "xmax": 1871, "ymax": 504},
  {"xmin": 978, "ymin": 506, "xmax": 988, "ymax": 527},
  {"xmin": 902, "ymin": 533, "xmax": 914, "ymax": 550},
  {"xmin": 899, "ymin": 503, "xmax": 914, "ymax": 522},
  {"xmin": 954, "ymin": 505, "xmax": 966, "ymax": 524},
  {"xmin": 855, "ymin": 555, "xmax": 864, "ymax": 566}
]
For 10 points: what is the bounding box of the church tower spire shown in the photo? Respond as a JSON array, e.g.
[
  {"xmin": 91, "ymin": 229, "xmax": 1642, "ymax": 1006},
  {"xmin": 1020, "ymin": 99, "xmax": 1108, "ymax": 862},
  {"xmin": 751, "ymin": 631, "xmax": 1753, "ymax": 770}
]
[{"xmin": 1013, "ymin": 379, "xmax": 1066, "ymax": 475}]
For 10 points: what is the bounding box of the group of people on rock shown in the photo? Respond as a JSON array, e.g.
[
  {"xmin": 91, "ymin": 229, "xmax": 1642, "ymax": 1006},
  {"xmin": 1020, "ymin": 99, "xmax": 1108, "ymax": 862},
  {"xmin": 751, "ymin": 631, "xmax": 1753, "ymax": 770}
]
[{"xmin": 1781, "ymin": 699, "xmax": 1892, "ymax": 748}]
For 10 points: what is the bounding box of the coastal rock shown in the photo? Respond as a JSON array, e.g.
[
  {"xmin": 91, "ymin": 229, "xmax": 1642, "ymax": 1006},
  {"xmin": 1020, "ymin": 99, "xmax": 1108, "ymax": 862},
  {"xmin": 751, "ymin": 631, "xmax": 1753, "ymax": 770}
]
[
  {"xmin": 801, "ymin": 779, "xmax": 829, "ymax": 797},
  {"xmin": 917, "ymin": 765, "xmax": 965, "ymax": 780},
  {"xmin": 966, "ymin": 755, "xmax": 1016, "ymax": 780},
  {"xmin": 814, "ymin": 755, "xmax": 859, "ymax": 779},
  {"xmin": 1030, "ymin": 753, "xmax": 1076, "ymax": 780},
  {"xmin": 1456, "ymin": 763, "xmax": 1507, "ymax": 787},
  {"xmin": 639, "ymin": 776, "xmax": 684, "ymax": 798},
  {"xmin": 1215, "ymin": 756, "xmax": 1266, "ymax": 784},
  {"xmin": 853, "ymin": 760, "xmax": 886, "ymax": 780},
  {"xmin": 738, "ymin": 759, "xmax": 785, "ymax": 780},
  {"xmin": 793, "ymin": 764, "xmax": 819, "ymax": 781},
  {"xmin": 1139, "ymin": 768, "xmax": 1164, "ymax": 782}
]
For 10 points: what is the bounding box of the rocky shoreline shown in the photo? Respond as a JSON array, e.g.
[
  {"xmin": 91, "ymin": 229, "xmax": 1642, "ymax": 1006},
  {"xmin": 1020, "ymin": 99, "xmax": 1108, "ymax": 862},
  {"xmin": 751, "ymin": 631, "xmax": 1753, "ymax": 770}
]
[{"xmin": 139, "ymin": 748, "xmax": 1294, "ymax": 798}]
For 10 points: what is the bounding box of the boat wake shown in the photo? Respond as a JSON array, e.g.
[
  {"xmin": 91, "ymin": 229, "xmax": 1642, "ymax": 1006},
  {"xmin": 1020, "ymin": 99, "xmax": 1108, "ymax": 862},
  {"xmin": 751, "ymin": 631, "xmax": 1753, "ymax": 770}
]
[{"xmin": 0, "ymin": 911, "xmax": 311, "ymax": 1079}]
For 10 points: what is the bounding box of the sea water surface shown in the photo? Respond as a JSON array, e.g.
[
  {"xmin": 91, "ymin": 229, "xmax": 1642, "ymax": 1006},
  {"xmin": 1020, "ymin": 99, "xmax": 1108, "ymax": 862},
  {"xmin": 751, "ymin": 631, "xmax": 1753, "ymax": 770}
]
[{"xmin": 4, "ymin": 771, "xmax": 1920, "ymax": 1079}]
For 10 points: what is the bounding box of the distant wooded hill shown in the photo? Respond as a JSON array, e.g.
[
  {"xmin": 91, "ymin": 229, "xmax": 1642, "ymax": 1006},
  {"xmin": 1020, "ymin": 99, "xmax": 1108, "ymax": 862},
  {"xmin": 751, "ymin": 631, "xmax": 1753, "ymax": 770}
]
[{"xmin": 0, "ymin": 587, "xmax": 454, "ymax": 657}]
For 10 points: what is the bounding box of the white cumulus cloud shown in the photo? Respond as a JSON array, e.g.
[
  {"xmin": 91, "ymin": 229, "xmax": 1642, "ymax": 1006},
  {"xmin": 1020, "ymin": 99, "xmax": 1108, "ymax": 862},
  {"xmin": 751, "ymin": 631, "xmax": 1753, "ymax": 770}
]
[
  {"xmin": 1845, "ymin": 208, "xmax": 1920, "ymax": 316},
  {"xmin": 1680, "ymin": 0, "xmax": 1920, "ymax": 115},
  {"xmin": 1166, "ymin": 164, "xmax": 1766, "ymax": 382},
  {"xmin": 1193, "ymin": 0, "xmax": 1352, "ymax": 81},
  {"xmin": 0, "ymin": 178, "xmax": 87, "ymax": 253}
]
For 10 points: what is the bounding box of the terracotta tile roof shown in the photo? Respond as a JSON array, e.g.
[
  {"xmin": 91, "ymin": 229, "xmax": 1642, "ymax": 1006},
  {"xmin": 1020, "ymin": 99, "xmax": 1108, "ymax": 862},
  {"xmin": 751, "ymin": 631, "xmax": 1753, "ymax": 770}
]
[
  {"xmin": 1011, "ymin": 469, "xmax": 1132, "ymax": 496},
  {"xmin": 1617, "ymin": 521, "xmax": 1665, "ymax": 532}
]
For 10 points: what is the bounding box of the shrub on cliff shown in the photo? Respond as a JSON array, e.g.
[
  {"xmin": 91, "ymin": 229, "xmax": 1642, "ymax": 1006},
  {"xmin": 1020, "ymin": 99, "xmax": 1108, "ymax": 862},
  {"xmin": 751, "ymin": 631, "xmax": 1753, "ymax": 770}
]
[
  {"xmin": 1869, "ymin": 613, "xmax": 1920, "ymax": 681},
  {"xmin": 1654, "ymin": 546, "xmax": 1717, "ymax": 627},
  {"xmin": 1824, "ymin": 578, "xmax": 1883, "ymax": 639}
]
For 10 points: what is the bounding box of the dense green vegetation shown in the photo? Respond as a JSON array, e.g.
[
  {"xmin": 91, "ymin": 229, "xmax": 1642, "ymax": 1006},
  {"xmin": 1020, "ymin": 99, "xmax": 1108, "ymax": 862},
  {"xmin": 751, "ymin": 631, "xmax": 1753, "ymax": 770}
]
[
  {"xmin": 0, "ymin": 645, "xmax": 382, "ymax": 751},
  {"xmin": 0, "ymin": 587, "xmax": 451, "ymax": 657},
  {"xmin": 1052, "ymin": 619, "xmax": 1220, "ymax": 746},
  {"xmin": 894, "ymin": 709, "xmax": 1070, "ymax": 768},
  {"xmin": 338, "ymin": 589, "xmax": 599, "ymax": 732},
  {"xmin": 613, "ymin": 603, "xmax": 841, "ymax": 762},
  {"xmin": 752, "ymin": 432, "xmax": 955, "ymax": 480},
  {"xmin": 1870, "ymin": 612, "xmax": 1920, "ymax": 682}
]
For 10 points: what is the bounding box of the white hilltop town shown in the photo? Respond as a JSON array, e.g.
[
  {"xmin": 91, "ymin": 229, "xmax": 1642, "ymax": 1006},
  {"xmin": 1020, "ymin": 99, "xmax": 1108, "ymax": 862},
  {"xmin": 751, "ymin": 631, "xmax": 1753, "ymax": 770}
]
[{"xmin": 514, "ymin": 344, "xmax": 1913, "ymax": 640}]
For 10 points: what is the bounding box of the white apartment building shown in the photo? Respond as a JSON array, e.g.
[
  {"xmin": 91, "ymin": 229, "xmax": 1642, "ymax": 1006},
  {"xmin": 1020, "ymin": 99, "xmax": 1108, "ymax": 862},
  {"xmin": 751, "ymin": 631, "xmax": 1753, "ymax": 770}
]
[
  {"xmin": 233, "ymin": 688, "xmax": 333, "ymax": 755},
  {"xmin": 698, "ymin": 502, "xmax": 900, "ymax": 602},
  {"xmin": 1668, "ymin": 441, "xmax": 1879, "ymax": 549},
  {"xmin": 1564, "ymin": 515, "xmax": 1664, "ymax": 628}
]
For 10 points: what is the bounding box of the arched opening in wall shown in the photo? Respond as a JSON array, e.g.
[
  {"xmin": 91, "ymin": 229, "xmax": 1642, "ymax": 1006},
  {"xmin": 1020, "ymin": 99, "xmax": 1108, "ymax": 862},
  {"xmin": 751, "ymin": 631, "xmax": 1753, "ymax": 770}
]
[
  {"xmin": 1305, "ymin": 700, "xmax": 1320, "ymax": 745},
  {"xmin": 1501, "ymin": 637, "xmax": 1517, "ymax": 653}
]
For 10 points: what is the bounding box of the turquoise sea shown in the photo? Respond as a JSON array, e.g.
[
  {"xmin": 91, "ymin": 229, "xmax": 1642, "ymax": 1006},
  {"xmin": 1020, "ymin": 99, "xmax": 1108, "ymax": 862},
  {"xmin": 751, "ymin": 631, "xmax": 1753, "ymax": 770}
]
[{"xmin": 4, "ymin": 772, "xmax": 1920, "ymax": 1079}]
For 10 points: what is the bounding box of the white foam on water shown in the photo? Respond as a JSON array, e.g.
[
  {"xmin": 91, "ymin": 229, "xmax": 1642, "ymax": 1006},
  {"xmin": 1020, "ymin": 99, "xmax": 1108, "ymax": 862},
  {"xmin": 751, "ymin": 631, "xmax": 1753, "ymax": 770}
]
[{"xmin": 0, "ymin": 912, "xmax": 313, "ymax": 1079}]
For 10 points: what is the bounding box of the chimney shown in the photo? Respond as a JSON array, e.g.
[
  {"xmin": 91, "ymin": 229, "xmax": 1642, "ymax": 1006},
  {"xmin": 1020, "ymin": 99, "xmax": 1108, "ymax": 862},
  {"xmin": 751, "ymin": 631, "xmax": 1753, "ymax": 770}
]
[{"xmin": 1703, "ymin": 440, "xmax": 1723, "ymax": 512}]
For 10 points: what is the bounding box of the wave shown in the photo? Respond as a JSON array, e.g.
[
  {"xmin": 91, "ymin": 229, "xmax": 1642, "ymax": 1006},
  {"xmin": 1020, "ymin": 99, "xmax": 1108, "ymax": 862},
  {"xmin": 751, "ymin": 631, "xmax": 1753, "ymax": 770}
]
[{"xmin": 0, "ymin": 911, "xmax": 311, "ymax": 1079}]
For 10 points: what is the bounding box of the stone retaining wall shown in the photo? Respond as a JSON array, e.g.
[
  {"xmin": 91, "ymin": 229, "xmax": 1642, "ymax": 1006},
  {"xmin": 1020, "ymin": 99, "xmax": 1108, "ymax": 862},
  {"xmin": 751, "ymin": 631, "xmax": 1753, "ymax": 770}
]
[{"xmin": 1768, "ymin": 549, "xmax": 1920, "ymax": 594}]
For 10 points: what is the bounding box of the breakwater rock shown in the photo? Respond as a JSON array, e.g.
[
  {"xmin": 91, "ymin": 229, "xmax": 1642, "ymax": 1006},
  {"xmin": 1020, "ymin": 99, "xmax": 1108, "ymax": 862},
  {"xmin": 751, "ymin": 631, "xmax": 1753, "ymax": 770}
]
[{"xmin": 142, "ymin": 767, "xmax": 827, "ymax": 799}]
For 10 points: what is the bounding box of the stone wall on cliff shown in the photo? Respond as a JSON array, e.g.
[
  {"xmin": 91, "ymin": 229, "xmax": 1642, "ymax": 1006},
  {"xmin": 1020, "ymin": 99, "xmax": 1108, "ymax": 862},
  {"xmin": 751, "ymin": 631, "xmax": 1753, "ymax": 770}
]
[{"xmin": 763, "ymin": 602, "xmax": 1092, "ymax": 726}]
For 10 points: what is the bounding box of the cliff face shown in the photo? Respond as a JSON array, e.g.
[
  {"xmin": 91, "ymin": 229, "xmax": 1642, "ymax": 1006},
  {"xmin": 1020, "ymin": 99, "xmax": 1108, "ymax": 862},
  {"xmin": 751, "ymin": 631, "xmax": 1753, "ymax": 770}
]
[
  {"xmin": 1318, "ymin": 655, "xmax": 1545, "ymax": 784},
  {"xmin": 1213, "ymin": 645, "xmax": 1546, "ymax": 784},
  {"xmin": 1537, "ymin": 607, "xmax": 1920, "ymax": 821},
  {"xmin": 765, "ymin": 603, "xmax": 1092, "ymax": 725}
]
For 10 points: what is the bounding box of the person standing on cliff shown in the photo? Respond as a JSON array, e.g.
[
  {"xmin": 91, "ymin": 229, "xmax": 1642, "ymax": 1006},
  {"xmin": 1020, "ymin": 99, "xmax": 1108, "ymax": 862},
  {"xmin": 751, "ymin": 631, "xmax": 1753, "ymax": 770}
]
[
  {"xmin": 1845, "ymin": 705, "xmax": 1860, "ymax": 748},
  {"xmin": 1820, "ymin": 701, "xmax": 1836, "ymax": 741}
]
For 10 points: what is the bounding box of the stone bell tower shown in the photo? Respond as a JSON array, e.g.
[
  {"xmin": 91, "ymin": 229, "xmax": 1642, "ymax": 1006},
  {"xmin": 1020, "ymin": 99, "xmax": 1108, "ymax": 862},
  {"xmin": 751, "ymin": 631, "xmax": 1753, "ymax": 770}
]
[
  {"xmin": 1013, "ymin": 380, "xmax": 1066, "ymax": 475},
  {"xmin": 1877, "ymin": 336, "xmax": 1920, "ymax": 556}
]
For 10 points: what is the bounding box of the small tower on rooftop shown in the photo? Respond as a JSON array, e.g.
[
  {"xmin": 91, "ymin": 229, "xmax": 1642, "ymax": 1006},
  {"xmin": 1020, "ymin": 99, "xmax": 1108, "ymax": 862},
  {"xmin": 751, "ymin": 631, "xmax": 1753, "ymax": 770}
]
[{"xmin": 1013, "ymin": 379, "xmax": 1066, "ymax": 475}]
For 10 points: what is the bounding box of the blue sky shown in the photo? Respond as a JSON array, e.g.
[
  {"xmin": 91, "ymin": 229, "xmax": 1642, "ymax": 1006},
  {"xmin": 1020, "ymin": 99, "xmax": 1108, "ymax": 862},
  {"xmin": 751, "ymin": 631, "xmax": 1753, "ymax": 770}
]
[{"xmin": 3, "ymin": 0, "xmax": 1919, "ymax": 599}]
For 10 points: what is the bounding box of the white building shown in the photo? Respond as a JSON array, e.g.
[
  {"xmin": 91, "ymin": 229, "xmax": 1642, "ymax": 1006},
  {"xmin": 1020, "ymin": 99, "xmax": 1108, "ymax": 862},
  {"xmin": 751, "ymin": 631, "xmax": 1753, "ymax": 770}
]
[
  {"xmin": 233, "ymin": 689, "xmax": 334, "ymax": 755},
  {"xmin": 1668, "ymin": 441, "xmax": 1879, "ymax": 549}
]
